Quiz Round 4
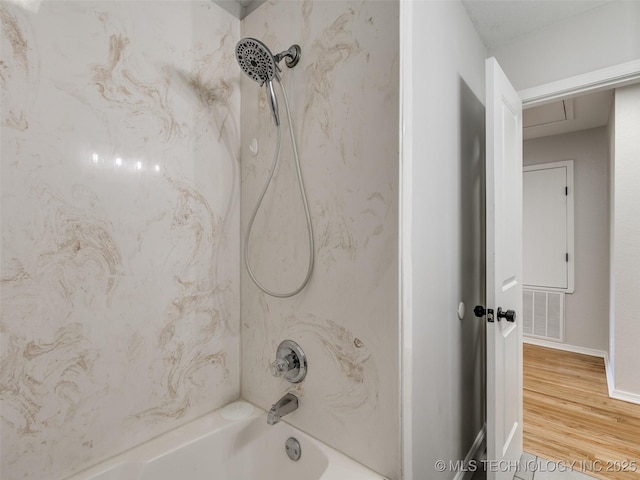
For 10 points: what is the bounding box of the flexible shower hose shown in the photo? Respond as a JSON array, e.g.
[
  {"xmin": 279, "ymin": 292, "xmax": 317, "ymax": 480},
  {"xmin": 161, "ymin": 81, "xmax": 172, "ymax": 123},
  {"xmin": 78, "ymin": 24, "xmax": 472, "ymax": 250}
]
[{"xmin": 244, "ymin": 78, "xmax": 314, "ymax": 298}]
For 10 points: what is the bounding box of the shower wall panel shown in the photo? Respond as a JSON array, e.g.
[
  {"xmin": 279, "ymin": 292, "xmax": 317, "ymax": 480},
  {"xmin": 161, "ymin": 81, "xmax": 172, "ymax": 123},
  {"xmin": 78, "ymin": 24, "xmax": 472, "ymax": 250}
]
[
  {"xmin": 240, "ymin": 1, "xmax": 400, "ymax": 478},
  {"xmin": 0, "ymin": 2, "xmax": 241, "ymax": 478}
]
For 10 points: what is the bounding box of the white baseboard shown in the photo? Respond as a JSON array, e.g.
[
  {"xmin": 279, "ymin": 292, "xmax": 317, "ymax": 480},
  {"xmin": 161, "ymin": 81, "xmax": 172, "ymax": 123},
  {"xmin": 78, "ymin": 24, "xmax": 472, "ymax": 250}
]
[
  {"xmin": 602, "ymin": 351, "xmax": 640, "ymax": 405},
  {"xmin": 523, "ymin": 337, "xmax": 640, "ymax": 406},
  {"xmin": 603, "ymin": 353, "xmax": 615, "ymax": 398},
  {"xmin": 604, "ymin": 355, "xmax": 640, "ymax": 405},
  {"xmin": 453, "ymin": 426, "xmax": 486, "ymax": 480},
  {"xmin": 610, "ymin": 389, "xmax": 640, "ymax": 405},
  {"xmin": 523, "ymin": 337, "xmax": 607, "ymax": 360}
]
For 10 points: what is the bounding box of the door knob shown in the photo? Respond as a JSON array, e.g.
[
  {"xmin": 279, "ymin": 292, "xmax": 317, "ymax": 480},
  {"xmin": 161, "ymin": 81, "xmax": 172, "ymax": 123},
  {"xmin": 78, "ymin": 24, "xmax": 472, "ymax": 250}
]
[
  {"xmin": 474, "ymin": 305, "xmax": 494, "ymax": 323},
  {"xmin": 497, "ymin": 307, "xmax": 516, "ymax": 322}
]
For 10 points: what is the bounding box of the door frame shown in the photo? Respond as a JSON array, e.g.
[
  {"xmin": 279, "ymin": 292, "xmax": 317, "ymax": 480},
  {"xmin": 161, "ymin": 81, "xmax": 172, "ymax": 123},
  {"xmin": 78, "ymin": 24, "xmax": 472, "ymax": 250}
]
[
  {"xmin": 478, "ymin": 58, "xmax": 640, "ymax": 479},
  {"xmin": 518, "ymin": 59, "xmax": 640, "ymax": 412},
  {"xmin": 518, "ymin": 59, "xmax": 640, "ymax": 108}
]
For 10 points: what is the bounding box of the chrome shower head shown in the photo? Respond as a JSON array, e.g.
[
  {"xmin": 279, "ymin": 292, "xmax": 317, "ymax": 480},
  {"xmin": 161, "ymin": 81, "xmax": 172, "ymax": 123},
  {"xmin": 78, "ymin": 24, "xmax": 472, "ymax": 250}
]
[
  {"xmin": 235, "ymin": 38, "xmax": 279, "ymax": 85},
  {"xmin": 236, "ymin": 38, "xmax": 280, "ymax": 125},
  {"xmin": 235, "ymin": 38, "xmax": 301, "ymax": 126}
]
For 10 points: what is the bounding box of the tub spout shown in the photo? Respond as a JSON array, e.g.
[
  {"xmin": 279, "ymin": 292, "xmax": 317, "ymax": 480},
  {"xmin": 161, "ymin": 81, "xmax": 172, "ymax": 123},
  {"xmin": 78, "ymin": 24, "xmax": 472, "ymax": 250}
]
[{"xmin": 267, "ymin": 393, "xmax": 299, "ymax": 425}]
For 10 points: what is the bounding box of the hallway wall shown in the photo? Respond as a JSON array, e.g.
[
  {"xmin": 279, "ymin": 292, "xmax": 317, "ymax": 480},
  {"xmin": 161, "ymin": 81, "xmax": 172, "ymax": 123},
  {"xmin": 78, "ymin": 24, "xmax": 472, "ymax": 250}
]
[
  {"xmin": 612, "ymin": 83, "xmax": 640, "ymax": 398},
  {"xmin": 524, "ymin": 127, "xmax": 611, "ymax": 353}
]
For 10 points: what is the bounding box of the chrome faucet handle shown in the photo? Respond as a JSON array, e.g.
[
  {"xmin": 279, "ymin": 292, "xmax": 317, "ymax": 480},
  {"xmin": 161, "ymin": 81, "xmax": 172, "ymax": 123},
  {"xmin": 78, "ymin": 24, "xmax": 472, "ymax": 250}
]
[
  {"xmin": 270, "ymin": 340, "xmax": 307, "ymax": 383},
  {"xmin": 270, "ymin": 356, "xmax": 292, "ymax": 377}
]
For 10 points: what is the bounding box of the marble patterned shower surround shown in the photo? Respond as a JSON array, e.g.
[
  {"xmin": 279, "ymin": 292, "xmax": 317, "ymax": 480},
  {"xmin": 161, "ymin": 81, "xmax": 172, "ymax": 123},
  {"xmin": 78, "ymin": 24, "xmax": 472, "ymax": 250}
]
[
  {"xmin": 240, "ymin": 1, "xmax": 400, "ymax": 478},
  {"xmin": 0, "ymin": 2, "xmax": 240, "ymax": 478}
]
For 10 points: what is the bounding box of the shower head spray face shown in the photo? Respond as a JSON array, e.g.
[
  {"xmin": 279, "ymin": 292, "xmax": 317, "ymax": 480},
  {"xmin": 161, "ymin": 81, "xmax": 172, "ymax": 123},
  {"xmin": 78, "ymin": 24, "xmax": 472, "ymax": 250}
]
[
  {"xmin": 236, "ymin": 37, "xmax": 280, "ymax": 125},
  {"xmin": 235, "ymin": 38, "xmax": 278, "ymax": 84}
]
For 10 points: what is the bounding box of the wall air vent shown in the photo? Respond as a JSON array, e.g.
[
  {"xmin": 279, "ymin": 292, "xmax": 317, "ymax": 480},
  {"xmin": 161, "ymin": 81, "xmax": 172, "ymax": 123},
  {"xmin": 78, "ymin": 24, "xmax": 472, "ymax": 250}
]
[{"xmin": 523, "ymin": 288, "xmax": 565, "ymax": 342}]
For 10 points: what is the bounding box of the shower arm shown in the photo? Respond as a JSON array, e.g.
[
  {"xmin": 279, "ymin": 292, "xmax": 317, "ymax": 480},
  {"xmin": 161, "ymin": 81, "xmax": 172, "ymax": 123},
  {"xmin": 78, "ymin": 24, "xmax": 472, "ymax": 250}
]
[
  {"xmin": 258, "ymin": 44, "xmax": 300, "ymax": 89},
  {"xmin": 274, "ymin": 45, "xmax": 301, "ymax": 69}
]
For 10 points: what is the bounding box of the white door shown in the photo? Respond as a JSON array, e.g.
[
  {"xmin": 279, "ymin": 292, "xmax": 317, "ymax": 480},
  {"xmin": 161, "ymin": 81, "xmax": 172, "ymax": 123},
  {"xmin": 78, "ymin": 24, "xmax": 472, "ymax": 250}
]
[
  {"xmin": 485, "ymin": 57, "xmax": 523, "ymax": 480},
  {"xmin": 523, "ymin": 161, "xmax": 574, "ymax": 291}
]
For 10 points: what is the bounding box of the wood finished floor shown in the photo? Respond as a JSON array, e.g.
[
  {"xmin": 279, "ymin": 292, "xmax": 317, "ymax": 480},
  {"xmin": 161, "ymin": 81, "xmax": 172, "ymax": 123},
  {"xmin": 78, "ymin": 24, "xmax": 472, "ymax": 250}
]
[{"xmin": 524, "ymin": 344, "xmax": 640, "ymax": 479}]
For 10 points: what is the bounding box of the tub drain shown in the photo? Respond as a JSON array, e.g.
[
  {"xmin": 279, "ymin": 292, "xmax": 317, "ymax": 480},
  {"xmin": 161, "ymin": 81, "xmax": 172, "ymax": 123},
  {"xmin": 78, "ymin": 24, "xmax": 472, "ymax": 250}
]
[{"xmin": 285, "ymin": 437, "xmax": 301, "ymax": 461}]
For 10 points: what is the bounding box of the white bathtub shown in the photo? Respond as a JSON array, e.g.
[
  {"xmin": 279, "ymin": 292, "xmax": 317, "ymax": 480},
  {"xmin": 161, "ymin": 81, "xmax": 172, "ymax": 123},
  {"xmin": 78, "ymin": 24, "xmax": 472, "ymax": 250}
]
[{"xmin": 66, "ymin": 401, "xmax": 387, "ymax": 480}]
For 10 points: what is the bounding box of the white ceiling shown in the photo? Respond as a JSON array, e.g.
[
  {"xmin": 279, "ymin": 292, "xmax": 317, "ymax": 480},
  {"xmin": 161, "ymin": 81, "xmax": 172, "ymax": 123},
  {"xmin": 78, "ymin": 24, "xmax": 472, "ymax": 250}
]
[{"xmin": 461, "ymin": 0, "xmax": 616, "ymax": 50}]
